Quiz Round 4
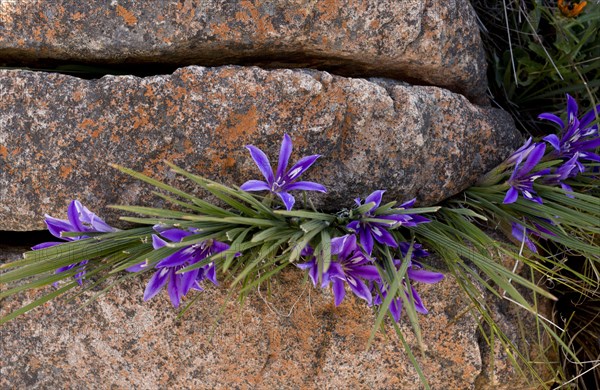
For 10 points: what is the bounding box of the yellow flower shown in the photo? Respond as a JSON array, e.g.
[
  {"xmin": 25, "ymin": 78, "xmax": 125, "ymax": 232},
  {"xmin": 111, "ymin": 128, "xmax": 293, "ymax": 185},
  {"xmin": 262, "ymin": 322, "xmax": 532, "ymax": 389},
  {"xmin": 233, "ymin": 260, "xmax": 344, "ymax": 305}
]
[{"xmin": 558, "ymin": 0, "xmax": 587, "ymax": 18}]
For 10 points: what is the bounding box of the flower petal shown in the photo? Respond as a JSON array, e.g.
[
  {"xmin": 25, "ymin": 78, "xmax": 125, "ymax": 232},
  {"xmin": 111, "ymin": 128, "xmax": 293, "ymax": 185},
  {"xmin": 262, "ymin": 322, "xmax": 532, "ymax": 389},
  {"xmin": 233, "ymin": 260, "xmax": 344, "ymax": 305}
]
[
  {"xmin": 152, "ymin": 234, "xmax": 168, "ymax": 249},
  {"xmin": 44, "ymin": 215, "xmax": 73, "ymax": 240},
  {"xmin": 389, "ymin": 298, "xmax": 402, "ymax": 322},
  {"xmin": 240, "ymin": 180, "xmax": 270, "ymax": 192},
  {"xmin": 31, "ymin": 241, "xmax": 62, "ymax": 250},
  {"xmin": 365, "ymin": 190, "xmax": 385, "ymax": 210},
  {"xmin": 67, "ymin": 200, "xmax": 86, "ymax": 232},
  {"xmin": 351, "ymin": 265, "xmax": 381, "ymax": 281},
  {"xmin": 503, "ymin": 187, "xmax": 519, "ymax": 204},
  {"xmin": 180, "ymin": 269, "xmax": 200, "ymax": 296},
  {"xmin": 275, "ymin": 133, "xmax": 293, "ymax": 182},
  {"xmin": 359, "ymin": 227, "xmax": 374, "ymax": 255},
  {"xmin": 277, "ymin": 191, "xmax": 295, "ymax": 211},
  {"xmin": 407, "ymin": 268, "xmax": 444, "ymax": 283},
  {"xmin": 538, "ymin": 113, "xmax": 564, "ymax": 129},
  {"xmin": 338, "ymin": 234, "xmax": 358, "ymax": 260},
  {"xmin": 543, "ymin": 134, "xmax": 561, "ymax": 152},
  {"xmin": 372, "ymin": 226, "xmax": 398, "ymax": 248},
  {"xmin": 246, "ymin": 145, "xmax": 274, "ymax": 184},
  {"xmin": 167, "ymin": 270, "xmax": 183, "ymax": 307},
  {"xmin": 400, "ymin": 198, "xmax": 417, "ymax": 208},
  {"xmin": 283, "ymin": 181, "xmax": 327, "ymax": 193},
  {"xmin": 204, "ymin": 263, "xmax": 219, "ymax": 286},
  {"xmin": 520, "ymin": 143, "xmax": 546, "ymax": 174},
  {"xmin": 346, "ymin": 275, "xmax": 372, "ymax": 305},
  {"xmin": 284, "ymin": 154, "xmax": 320, "ymax": 182},
  {"xmin": 157, "ymin": 247, "xmax": 194, "ymax": 268},
  {"xmin": 410, "ymin": 286, "xmax": 428, "ymax": 314},
  {"xmin": 160, "ymin": 228, "xmax": 193, "ymax": 243},
  {"xmin": 332, "ymin": 278, "xmax": 346, "ymax": 306},
  {"xmin": 126, "ymin": 262, "xmax": 148, "ymax": 272},
  {"xmin": 566, "ymin": 94, "xmax": 578, "ymax": 124},
  {"xmin": 143, "ymin": 268, "xmax": 170, "ymax": 301}
]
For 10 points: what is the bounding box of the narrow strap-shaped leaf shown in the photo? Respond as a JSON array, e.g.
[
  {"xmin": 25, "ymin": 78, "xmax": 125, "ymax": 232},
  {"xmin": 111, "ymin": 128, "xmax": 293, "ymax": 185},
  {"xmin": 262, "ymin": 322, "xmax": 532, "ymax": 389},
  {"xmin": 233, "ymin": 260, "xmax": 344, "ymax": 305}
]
[
  {"xmin": 273, "ymin": 210, "xmax": 336, "ymax": 221},
  {"xmin": 110, "ymin": 163, "xmax": 204, "ymax": 203},
  {"xmin": 353, "ymin": 202, "xmax": 377, "ymax": 216},
  {"xmin": 110, "ymin": 205, "xmax": 198, "ymax": 219}
]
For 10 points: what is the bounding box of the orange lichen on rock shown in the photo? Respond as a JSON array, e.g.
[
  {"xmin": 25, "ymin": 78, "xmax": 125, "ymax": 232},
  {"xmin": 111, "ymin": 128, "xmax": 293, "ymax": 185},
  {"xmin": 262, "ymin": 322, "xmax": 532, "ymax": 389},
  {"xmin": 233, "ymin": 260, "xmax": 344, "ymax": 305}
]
[{"xmin": 115, "ymin": 5, "xmax": 137, "ymax": 26}]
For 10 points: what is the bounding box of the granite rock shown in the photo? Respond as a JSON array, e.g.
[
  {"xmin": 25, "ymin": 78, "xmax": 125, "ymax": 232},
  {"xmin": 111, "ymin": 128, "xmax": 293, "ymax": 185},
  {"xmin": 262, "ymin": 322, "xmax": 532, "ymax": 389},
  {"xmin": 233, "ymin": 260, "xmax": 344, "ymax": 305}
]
[
  {"xmin": 0, "ymin": 0, "xmax": 488, "ymax": 104},
  {"xmin": 0, "ymin": 66, "xmax": 520, "ymax": 231},
  {"xmin": 0, "ymin": 244, "xmax": 539, "ymax": 389}
]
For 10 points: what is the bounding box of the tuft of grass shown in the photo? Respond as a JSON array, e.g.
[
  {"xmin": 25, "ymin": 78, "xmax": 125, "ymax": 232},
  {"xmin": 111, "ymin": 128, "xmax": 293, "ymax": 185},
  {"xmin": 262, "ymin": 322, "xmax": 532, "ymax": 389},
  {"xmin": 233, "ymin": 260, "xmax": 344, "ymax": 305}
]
[{"xmin": 472, "ymin": 0, "xmax": 600, "ymax": 135}]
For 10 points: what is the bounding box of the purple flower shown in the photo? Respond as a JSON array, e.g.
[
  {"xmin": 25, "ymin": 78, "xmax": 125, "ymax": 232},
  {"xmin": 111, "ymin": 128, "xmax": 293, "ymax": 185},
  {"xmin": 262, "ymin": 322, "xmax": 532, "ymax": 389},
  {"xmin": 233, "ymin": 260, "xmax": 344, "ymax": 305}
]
[
  {"xmin": 510, "ymin": 219, "xmax": 556, "ymax": 253},
  {"xmin": 347, "ymin": 190, "xmax": 429, "ymax": 255},
  {"xmin": 510, "ymin": 222, "xmax": 538, "ymax": 253},
  {"xmin": 297, "ymin": 234, "xmax": 380, "ymax": 306},
  {"xmin": 240, "ymin": 133, "xmax": 327, "ymax": 210},
  {"xmin": 543, "ymin": 153, "xmax": 580, "ymax": 196},
  {"xmin": 32, "ymin": 200, "xmax": 116, "ymax": 285},
  {"xmin": 371, "ymin": 255, "xmax": 444, "ymax": 321},
  {"xmin": 505, "ymin": 137, "xmax": 538, "ymax": 166},
  {"xmin": 127, "ymin": 228, "xmax": 228, "ymax": 307},
  {"xmin": 503, "ymin": 142, "xmax": 550, "ymax": 204},
  {"xmin": 539, "ymin": 94, "xmax": 600, "ymax": 170}
]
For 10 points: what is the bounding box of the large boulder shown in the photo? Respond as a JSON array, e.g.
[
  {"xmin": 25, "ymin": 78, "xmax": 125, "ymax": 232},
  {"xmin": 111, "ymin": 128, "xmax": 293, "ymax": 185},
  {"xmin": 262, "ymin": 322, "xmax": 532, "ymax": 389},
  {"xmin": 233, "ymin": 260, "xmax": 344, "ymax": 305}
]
[
  {"xmin": 0, "ymin": 244, "xmax": 540, "ymax": 389},
  {"xmin": 0, "ymin": 0, "xmax": 488, "ymax": 103},
  {"xmin": 0, "ymin": 66, "xmax": 520, "ymax": 231}
]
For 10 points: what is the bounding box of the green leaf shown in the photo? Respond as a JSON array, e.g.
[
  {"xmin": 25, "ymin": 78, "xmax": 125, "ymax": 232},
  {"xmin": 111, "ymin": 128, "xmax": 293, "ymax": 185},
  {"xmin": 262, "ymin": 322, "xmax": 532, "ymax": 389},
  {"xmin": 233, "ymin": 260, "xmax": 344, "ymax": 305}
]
[
  {"xmin": 320, "ymin": 230, "xmax": 332, "ymax": 274},
  {"xmin": 353, "ymin": 201, "xmax": 377, "ymax": 216},
  {"xmin": 273, "ymin": 210, "xmax": 336, "ymax": 221}
]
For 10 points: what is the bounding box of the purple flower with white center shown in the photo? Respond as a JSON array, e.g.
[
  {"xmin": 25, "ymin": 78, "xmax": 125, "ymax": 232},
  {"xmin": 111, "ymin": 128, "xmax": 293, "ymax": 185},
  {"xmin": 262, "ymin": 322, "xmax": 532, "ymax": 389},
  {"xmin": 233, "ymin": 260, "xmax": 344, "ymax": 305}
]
[
  {"xmin": 297, "ymin": 234, "xmax": 380, "ymax": 306},
  {"xmin": 347, "ymin": 190, "xmax": 429, "ymax": 255},
  {"xmin": 539, "ymin": 94, "xmax": 600, "ymax": 170},
  {"xmin": 127, "ymin": 228, "xmax": 229, "ymax": 307},
  {"xmin": 371, "ymin": 256, "xmax": 444, "ymax": 321},
  {"xmin": 240, "ymin": 133, "xmax": 327, "ymax": 210},
  {"xmin": 32, "ymin": 200, "xmax": 116, "ymax": 285},
  {"xmin": 503, "ymin": 142, "xmax": 550, "ymax": 204}
]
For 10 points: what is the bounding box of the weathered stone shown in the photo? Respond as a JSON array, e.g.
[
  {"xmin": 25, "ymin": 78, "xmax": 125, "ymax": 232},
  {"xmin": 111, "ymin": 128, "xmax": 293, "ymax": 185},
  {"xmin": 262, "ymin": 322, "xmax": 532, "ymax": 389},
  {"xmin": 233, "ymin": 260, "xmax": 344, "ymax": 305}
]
[
  {"xmin": 0, "ymin": 0, "xmax": 488, "ymax": 103},
  {"xmin": 0, "ymin": 66, "xmax": 520, "ymax": 231},
  {"xmin": 0, "ymin": 244, "xmax": 538, "ymax": 389}
]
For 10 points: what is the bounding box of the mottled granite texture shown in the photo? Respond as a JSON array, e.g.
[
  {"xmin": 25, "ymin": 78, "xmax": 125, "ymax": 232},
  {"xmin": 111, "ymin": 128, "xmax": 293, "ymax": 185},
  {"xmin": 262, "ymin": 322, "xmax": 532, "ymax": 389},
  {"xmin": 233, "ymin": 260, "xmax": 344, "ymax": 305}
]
[
  {"xmin": 0, "ymin": 244, "xmax": 546, "ymax": 389},
  {"xmin": 0, "ymin": 0, "xmax": 487, "ymax": 104},
  {"xmin": 0, "ymin": 66, "xmax": 520, "ymax": 230}
]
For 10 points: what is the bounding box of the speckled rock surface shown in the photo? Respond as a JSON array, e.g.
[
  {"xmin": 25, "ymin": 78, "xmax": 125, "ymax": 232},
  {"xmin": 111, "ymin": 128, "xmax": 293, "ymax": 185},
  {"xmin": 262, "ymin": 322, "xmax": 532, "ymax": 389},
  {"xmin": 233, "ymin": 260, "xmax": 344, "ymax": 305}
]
[
  {"xmin": 0, "ymin": 244, "xmax": 538, "ymax": 389},
  {"xmin": 0, "ymin": 66, "xmax": 520, "ymax": 231},
  {"xmin": 0, "ymin": 0, "xmax": 488, "ymax": 103}
]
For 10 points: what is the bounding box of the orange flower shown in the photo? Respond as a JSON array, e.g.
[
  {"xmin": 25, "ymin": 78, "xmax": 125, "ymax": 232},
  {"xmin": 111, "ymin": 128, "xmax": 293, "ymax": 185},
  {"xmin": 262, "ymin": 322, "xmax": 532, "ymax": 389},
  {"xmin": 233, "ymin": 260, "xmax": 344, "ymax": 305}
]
[{"xmin": 558, "ymin": 0, "xmax": 587, "ymax": 18}]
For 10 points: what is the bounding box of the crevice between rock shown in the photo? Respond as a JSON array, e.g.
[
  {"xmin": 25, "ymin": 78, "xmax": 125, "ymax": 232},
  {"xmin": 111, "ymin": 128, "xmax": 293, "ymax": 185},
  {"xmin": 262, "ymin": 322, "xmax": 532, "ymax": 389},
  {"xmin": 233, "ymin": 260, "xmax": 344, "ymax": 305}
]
[{"xmin": 0, "ymin": 55, "xmax": 483, "ymax": 105}]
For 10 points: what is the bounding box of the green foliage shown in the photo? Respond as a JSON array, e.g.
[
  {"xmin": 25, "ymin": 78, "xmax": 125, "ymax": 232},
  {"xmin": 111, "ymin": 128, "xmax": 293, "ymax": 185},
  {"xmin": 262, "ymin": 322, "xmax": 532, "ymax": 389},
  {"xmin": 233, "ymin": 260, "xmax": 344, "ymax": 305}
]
[{"xmin": 473, "ymin": 0, "xmax": 600, "ymax": 134}]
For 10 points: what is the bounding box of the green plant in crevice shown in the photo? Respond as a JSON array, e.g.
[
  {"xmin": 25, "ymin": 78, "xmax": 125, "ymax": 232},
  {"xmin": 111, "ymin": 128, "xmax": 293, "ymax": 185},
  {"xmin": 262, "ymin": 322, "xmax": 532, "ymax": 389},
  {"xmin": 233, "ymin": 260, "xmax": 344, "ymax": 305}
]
[
  {"xmin": 472, "ymin": 0, "xmax": 599, "ymax": 135},
  {"xmin": 0, "ymin": 95, "xmax": 598, "ymax": 389}
]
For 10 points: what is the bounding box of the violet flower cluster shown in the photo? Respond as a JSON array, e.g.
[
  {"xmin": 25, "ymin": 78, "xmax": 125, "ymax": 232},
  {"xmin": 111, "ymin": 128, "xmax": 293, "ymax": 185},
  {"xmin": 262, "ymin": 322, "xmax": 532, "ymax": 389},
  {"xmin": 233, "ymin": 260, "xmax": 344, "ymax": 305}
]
[
  {"xmin": 33, "ymin": 134, "xmax": 443, "ymax": 321},
  {"xmin": 297, "ymin": 234, "xmax": 443, "ymax": 321},
  {"xmin": 33, "ymin": 200, "xmax": 117, "ymax": 285},
  {"xmin": 502, "ymin": 94, "xmax": 599, "ymax": 251},
  {"xmin": 126, "ymin": 227, "xmax": 231, "ymax": 308},
  {"xmin": 503, "ymin": 94, "xmax": 600, "ymax": 205},
  {"xmin": 297, "ymin": 189, "xmax": 441, "ymax": 322}
]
